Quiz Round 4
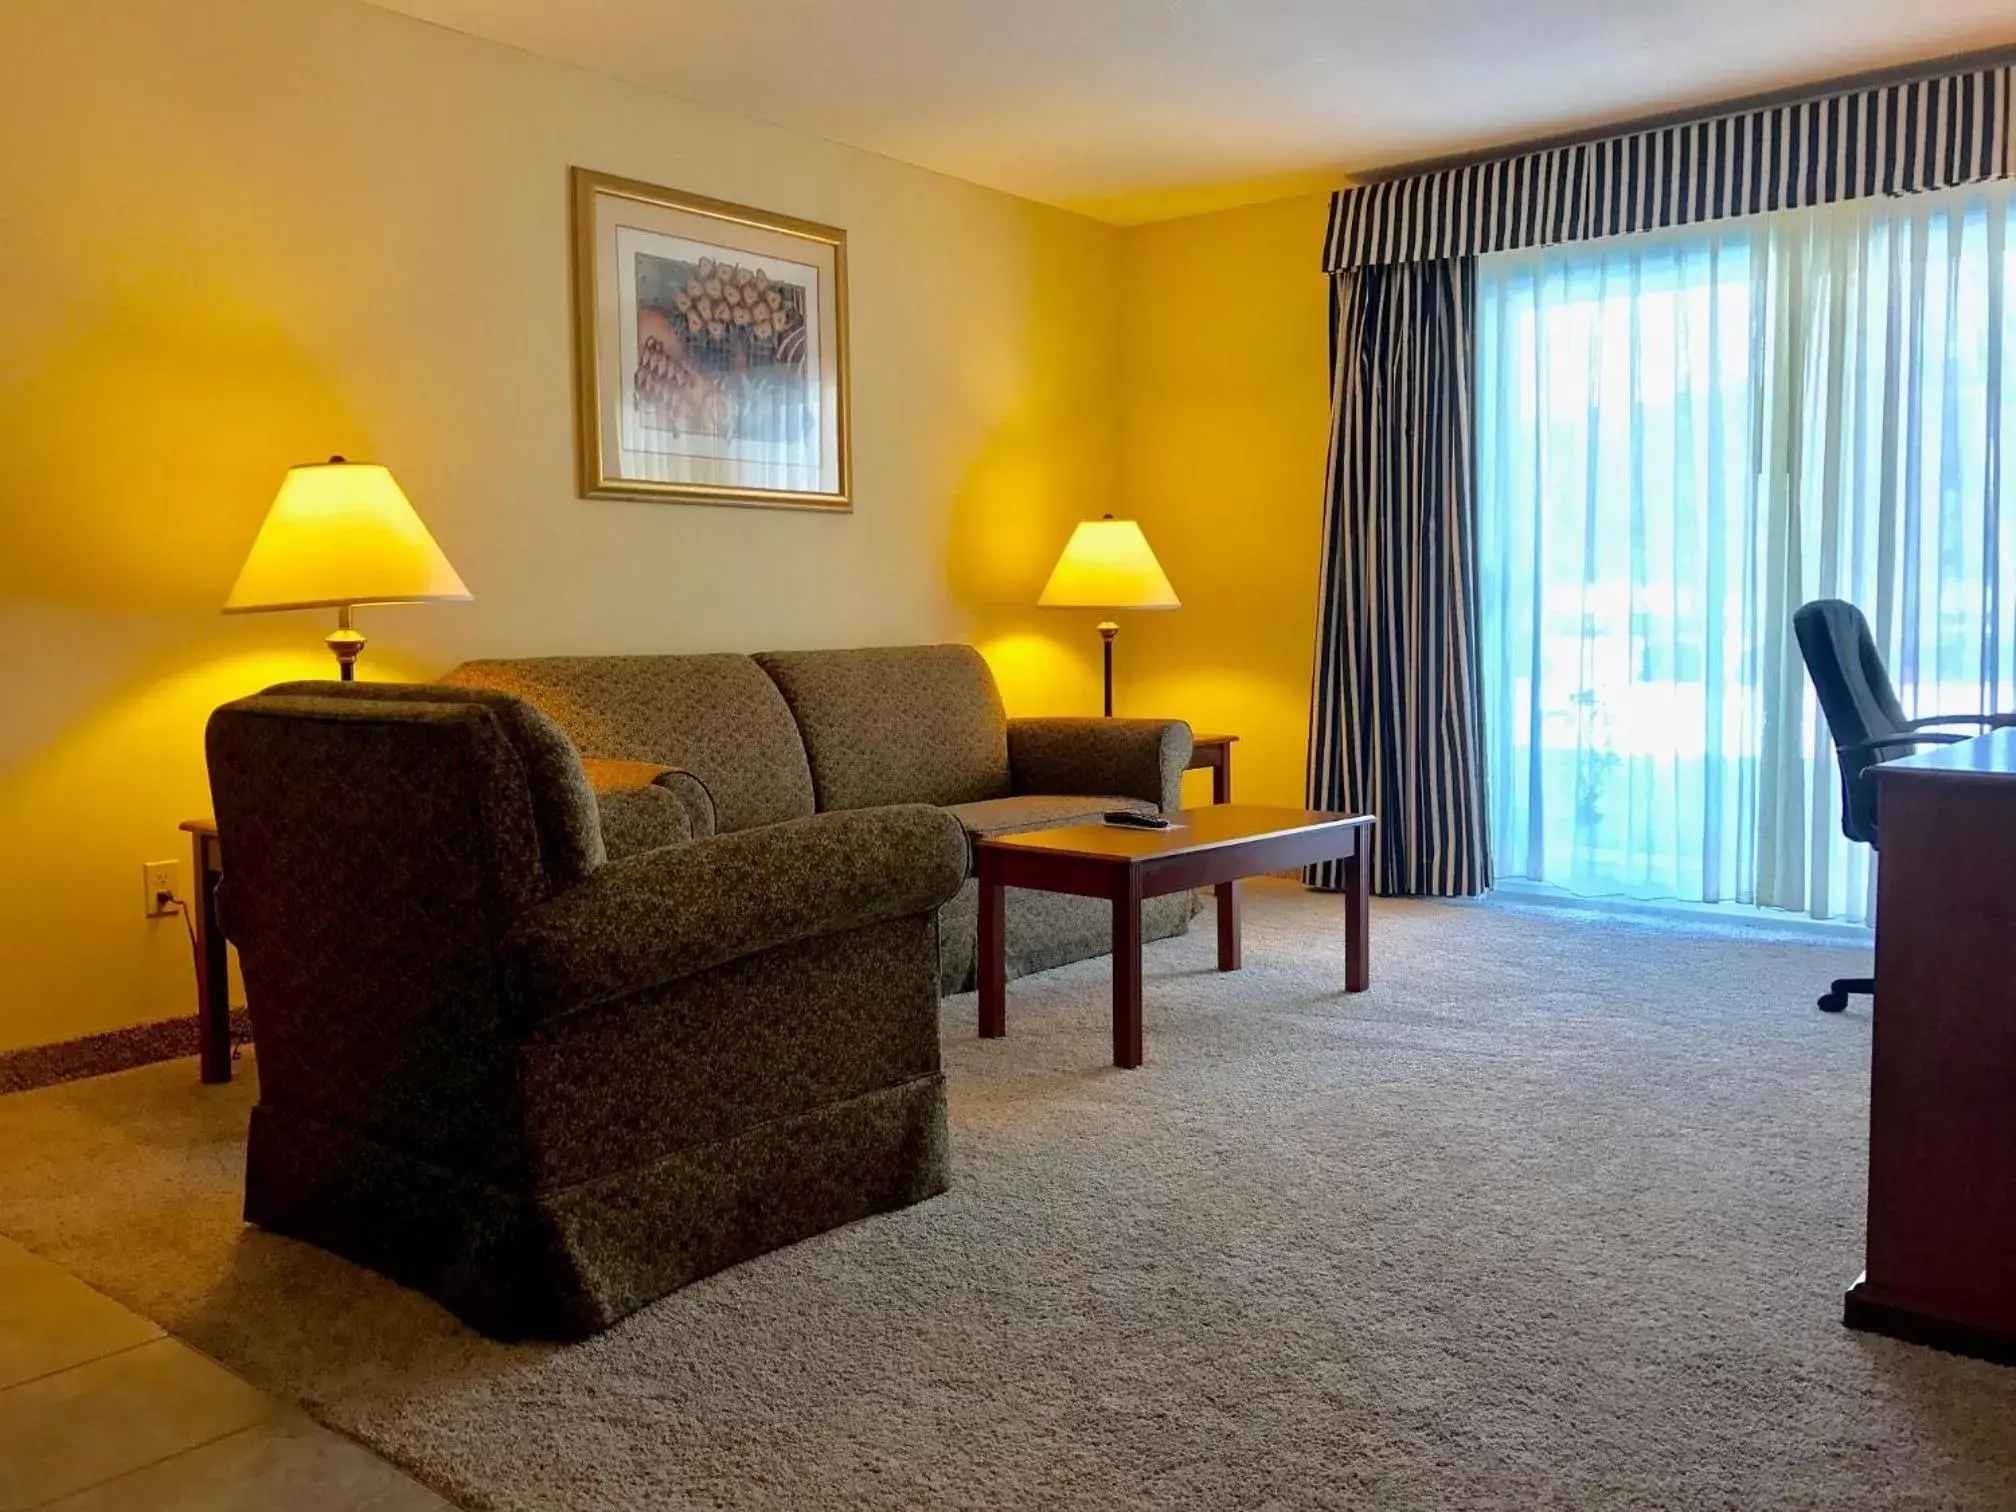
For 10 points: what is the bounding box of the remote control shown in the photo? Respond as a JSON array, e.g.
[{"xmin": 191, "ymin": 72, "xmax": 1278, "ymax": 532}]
[{"xmin": 1102, "ymin": 810, "xmax": 1174, "ymax": 829}]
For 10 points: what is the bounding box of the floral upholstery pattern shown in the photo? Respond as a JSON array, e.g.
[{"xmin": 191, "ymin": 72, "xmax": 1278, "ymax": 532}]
[
  {"xmin": 207, "ymin": 690, "xmax": 960, "ymax": 1340},
  {"xmin": 448, "ymin": 644, "xmax": 1201, "ymax": 994},
  {"xmin": 503, "ymin": 804, "xmax": 968, "ymax": 1023},
  {"xmin": 1007, "ymin": 718, "xmax": 1193, "ymax": 811},
  {"xmin": 264, "ymin": 678, "xmax": 604, "ymax": 891},
  {"xmin": 944, "ymin": 793, "xmax": 1153, "ymax": 855},
  {"xmin": 754, "ymin": 644, "xmax": 1013, "ymax": 811},
  {"xmin": 580, "ymin": 758, "xmax": 718, "ymax": 859},
  {"xmin": 444, "ymin": 655, "xmax": 815, "ymax": 834}
]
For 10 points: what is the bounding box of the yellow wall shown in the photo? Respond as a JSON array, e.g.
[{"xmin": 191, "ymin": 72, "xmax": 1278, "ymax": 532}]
[
  {"xmin": 1115, "ymin": 194, "xmax": 1334, "ymax": 809},
  {"xmin": 0, "ymin": 0, "xmax": 1127, "ymax": 1051},
  {"xmin": 0, "ymin": 0, "xmax": 1334, "ymax": 1055}
]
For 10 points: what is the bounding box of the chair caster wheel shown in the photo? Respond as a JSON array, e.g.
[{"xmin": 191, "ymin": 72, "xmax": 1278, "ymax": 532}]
[{"xmin": 1817, "ymin": 992, "xmax": 1848, "ymax": 1014}]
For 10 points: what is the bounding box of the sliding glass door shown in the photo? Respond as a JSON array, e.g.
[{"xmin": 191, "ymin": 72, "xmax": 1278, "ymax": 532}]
[{"xmin": 1475, "ymin": 185, "xmax": 2016, "ymax": 922}]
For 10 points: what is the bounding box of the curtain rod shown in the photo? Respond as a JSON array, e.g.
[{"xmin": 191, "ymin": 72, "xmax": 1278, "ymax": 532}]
[{"xmin": 1350, "ymin": 42, "xmax": 2016, "ymax": 186}]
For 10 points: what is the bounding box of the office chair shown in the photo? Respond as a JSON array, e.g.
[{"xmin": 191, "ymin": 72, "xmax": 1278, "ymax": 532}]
[{"xmin": 1793, "ymin": 599, "xmax": 2014, "ymax": 1013}]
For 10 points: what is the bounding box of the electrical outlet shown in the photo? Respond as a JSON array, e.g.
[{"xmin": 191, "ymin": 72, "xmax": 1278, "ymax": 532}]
[{"xmin": 142, "ymin": 860, "xmax": 180, "ymax": 918}]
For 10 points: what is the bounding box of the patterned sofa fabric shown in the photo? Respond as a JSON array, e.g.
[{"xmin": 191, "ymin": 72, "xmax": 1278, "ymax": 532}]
[
  {"xmin": 208, "ymin": 688, "xmax": 961, "ymax": 1340},
  {"xmin": 441, "ymin": 644, "xmax": 1201, "ymax": 997},
  {"xmin": 936, "ymin": 881, "xmax": 1197, "ymax": 998},
  {"xmin": 1006, "ymin": 717, "xmax": 1193, "ymax": 812},
  {"xmin": 503, "ymin": 804, "xmax": 969, "ymax": 1022},
  {"xmin": 580, "ymin": 758, "xmax": 718, "ymax": 859},
  {"xmin": 444, "ymin": 654, "xmax": 814, "ymax": 834},
  {"xmin": 754, "ymin": 644, "xmax": 1012, "ymax": 811},
  {"xmin": 944, "ymin": 793, "xmax": 1152, "ymax": 849},
  {"xmin": 932, "ymin": 789, "xmax": 1200, "ymax": 998},
  {"xmin": 263, "ymin": 678, "xmax": 605, "ymax": 890}
]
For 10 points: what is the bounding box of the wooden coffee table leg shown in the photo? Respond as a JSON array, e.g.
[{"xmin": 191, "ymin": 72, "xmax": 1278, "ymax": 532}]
[
  {"xmin": 978, "ymin": 850, "xmax": 1006, "ymax": 1038},
  {"xmin": 1113, "ymin": 867, "xmax": 1144, "ymax": 1068},
  {"xmin": 1215, "ymin": 880, "xmax": 1241, "ymax": 971},
  {"xmin": 1343, "ymin": 833, "xmax": 1370, "ymax": 992}
]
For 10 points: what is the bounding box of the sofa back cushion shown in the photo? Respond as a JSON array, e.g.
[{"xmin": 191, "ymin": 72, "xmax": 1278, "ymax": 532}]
[
  {"xmin": 754, "ymin": 644, "xmax": 1011, "ymax": 811},
  {"xmin": 443, "ymin": 655, "xmax": 814, "ymax": 834}
]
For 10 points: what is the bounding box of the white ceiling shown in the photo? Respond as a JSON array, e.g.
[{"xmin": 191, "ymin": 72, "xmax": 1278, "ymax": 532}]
[{"xmin": 366, "ymin": 0, "xmax": 2016, "ymax": 222}]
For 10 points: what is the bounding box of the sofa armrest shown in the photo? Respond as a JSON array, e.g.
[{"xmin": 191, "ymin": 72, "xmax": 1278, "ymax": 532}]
[
  {"xmin": 500, "ymin": 803, "xmax": 968, "ymax": 1023},
  {"xmin": 579, "ymin": 757, "xmax": 672, "ymax": 794},
  {"xmin": 1007, "ymin": 718, "xmax": 1193, "ymax": 809},
  {"xmin": 581, "ymin": 760, "xmax": 718, "ymax": 858}
]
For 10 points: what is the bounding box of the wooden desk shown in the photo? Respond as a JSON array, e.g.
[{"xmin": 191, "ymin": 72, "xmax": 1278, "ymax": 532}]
[
  {"xmin": 178, "ymin": 819, "xmax": 232, "ymax": 1084},
  {"xmin": 1849, "ymin": 728, "xmax": 2016, "ymax": 1363}
]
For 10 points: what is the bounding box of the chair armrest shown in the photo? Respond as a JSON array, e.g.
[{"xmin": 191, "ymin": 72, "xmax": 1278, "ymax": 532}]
[
  {"xmin": 1007, "ymin": 718, "xmax": 1193, "ymax": 809},
  {"xmin": 1906, "ymin": 712, "xmax": 2016, "ymax": 730},
  {"xmin": 1839, "ymin": 733, "xmax": 1969, "ymax": 762},
  {"xmin": 1846, "ymin": 737, "xmax": 1967, "ymax": 774},
  {"xmin": 500, "ymin": 804, "xmax": 967, "ymax": 1023}
]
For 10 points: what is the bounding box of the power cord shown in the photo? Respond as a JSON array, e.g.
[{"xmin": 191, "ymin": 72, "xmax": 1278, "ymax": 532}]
[
  {"xmin": 158, "ymin": 886, "xmax": 243, "ymax": 1065},
  {"xmin": 170, "ymin": 895, "xmax": 198, "ymax": 955}
]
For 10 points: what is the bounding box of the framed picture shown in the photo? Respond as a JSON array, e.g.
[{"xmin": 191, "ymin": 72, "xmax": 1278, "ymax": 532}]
[{"xmin": 570, "ymin": 167, "xmax": 851, "ymax": 510}]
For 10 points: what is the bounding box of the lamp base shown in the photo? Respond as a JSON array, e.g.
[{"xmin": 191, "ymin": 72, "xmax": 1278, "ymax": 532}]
[
  {"xmin": 326, "ymin": 605, "xmax": 366, "ymax": 683},
  {"xmin": 1098, "ymin": 621, "xmax": 1119, "ymax": 718}
]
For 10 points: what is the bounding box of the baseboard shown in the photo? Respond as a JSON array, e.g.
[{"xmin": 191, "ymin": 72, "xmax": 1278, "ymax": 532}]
[{"xmin": 0, "ymin": 1009, "xmax": 253, "ymax": 1097}]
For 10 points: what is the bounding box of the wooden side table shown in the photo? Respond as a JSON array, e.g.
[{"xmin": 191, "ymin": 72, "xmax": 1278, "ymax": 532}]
[
  {"xmin": 1188, "ymin": 733, "xmax": 1237, "ymax": 803},
  {"xmin": 178, "ymin": 820, "xmax": 233, "ymax": 1084}
]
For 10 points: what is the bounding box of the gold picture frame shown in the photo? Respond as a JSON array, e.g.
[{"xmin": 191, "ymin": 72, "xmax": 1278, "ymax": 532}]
[{"xmin": 570, "ymin": 167, "xmax": 852, "ymax": 510}]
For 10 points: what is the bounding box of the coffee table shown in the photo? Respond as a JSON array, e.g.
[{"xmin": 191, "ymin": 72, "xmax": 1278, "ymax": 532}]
[{"xmin": 975, "ymin": 803, "xmax": 1376, "ymax": 1068}]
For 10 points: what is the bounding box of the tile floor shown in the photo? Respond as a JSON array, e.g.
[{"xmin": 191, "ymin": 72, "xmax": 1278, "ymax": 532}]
[{"xmin": 0, "ymin": 1236, "xmax": 450, "ymax": 1511}]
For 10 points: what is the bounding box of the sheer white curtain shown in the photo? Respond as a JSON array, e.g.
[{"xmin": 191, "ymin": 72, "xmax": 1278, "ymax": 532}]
[{"xmin": 1477, "ymin": 184, "xmax": 2016, "ymax": 922}]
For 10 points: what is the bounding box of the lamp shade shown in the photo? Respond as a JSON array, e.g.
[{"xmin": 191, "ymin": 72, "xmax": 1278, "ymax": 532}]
[
  {"xmin": 1036, "ymin": 516, "xmax": 1179, "ymax": 610},
  {"xmin": 223, "ymin": 459, "xmax": 470, "ymax": 614}
]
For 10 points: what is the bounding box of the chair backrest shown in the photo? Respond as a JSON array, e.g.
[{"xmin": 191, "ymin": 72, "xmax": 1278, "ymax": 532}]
[
  {"xmin": 444, "ymin": 654, "xmax": 816, "ymax": 835},
  {"xmin": 1792, "ymin": 598, "xmax": 1908, "ymax": 845},
  {"xmin": 754, "ymin": 644, "xmax": 1012, "ymax": 811},
  {"xmin": 206, "ymin": 691, "xmax": 571, "ymax": 1175},
  {"xmin": 263, "ymin": 680, "xmax": 605, "ymax": 888}
]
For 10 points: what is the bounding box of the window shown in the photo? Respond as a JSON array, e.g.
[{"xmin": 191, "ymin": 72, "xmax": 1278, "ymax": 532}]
[{"xmin": 1476, "ymin": 186, "xmax": 2016, "ymax": 922}]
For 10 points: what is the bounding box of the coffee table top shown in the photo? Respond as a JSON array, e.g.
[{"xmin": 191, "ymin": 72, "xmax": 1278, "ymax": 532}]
[{"xmin": 979, "ymin": 803, "xmax": 1371, "ymax": 863}]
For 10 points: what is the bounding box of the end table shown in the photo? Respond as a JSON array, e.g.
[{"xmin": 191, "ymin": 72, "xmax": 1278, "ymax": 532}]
[
  {"xmin": 178, "ymin": 820, "xmax": 232, "ymax": 1084},
  {"xmin": 1188, "ymin": 733, "xmax": 1237, "ymax": 803}
]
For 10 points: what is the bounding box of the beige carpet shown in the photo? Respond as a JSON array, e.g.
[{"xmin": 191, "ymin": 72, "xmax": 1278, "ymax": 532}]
[{"xmin": 3, "ymin": 882, "xmax": 2014, "ymax": 1510}]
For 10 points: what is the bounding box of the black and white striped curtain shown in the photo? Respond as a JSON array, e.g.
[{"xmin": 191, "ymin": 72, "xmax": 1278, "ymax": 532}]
[
  {"xmin": 1306, "ymin": 260, "xmax": 1490, "ymax": 896},
  {"xmin": 1305, "ymin": 62, "xmax": 2011, "ymax": 899},
  {"xmin": 1323, "ymin": 65, "xmax": 2012, "ymax": 270}
]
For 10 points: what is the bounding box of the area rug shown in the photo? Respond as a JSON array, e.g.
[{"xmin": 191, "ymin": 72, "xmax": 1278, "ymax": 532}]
[{"xmin": 3, "ymin": 883, "xmax": 2013, "ymax": 1510}]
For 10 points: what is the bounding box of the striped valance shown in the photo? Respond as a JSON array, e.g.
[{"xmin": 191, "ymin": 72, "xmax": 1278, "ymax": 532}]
[{"xmin": 1324, "ymin": 65, "xmax": 2014, "ymax": 271}]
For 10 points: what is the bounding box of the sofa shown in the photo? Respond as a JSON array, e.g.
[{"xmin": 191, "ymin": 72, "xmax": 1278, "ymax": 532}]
[
  {"xmin": 442, "ymin": 643, "xmax": 1200, "ymax": 994},
  {"xmin": 206, "ymin": 682, "xmax": 969, "ymax": 1340}
]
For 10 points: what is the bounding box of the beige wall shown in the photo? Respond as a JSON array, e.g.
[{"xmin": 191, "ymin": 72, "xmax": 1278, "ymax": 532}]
[
  {"xmin": 0, "ymin": 0, "xmax": 1130, "ymax": 1051},
  {"xmin": 1115, "ymin": 193, "xmax": 1335, "ymax": 810}
]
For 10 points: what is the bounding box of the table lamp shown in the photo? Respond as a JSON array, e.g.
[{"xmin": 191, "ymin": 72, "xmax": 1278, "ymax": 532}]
[
  {"xmin": 223, "ymin": 457, "xmax": 471, "ymax": 680},
  {"xmin": 1038, "ymin": 513, "xmax": 1179, "ymax": 716}
]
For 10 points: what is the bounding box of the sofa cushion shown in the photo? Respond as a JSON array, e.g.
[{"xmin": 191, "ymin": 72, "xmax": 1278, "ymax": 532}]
[
  {"xmin": 754, "ymin": 644, "xmax": 1011, "ymax": 812},
  {"xmin": 444, "ymin": 655, "xmax": 814, "ymax": 835},
  {"xmin": 943, "ymin": 793, "xmax": 1151, "ymax": 863}
]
